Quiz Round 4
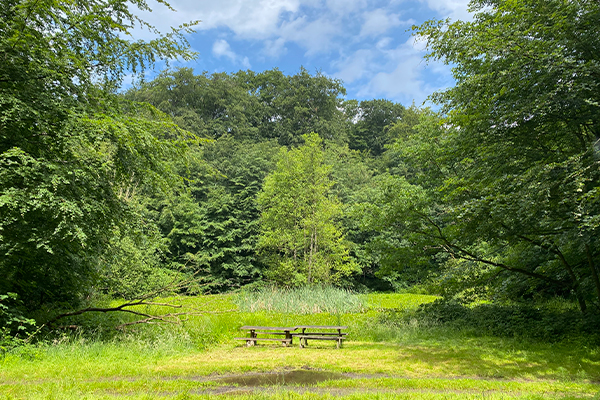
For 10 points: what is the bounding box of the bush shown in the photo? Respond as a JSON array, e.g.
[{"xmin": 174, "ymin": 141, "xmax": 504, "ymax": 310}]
[
  {"xmin": 409, "ymin": 299, "xmax": 600, "ymax": 343},
  {"xmin": 0, "ymin": 293, "xmax": 37, "ymax": 354}
]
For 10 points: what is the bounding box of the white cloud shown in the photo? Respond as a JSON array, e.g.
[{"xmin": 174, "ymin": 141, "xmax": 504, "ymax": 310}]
[
  {"xmin": 241, "ymin": 56, "xmax": 252, "ymax": 69},
  {"xmin": 212, "ymin": 39, "xmax": 252, "ymax": 68},
  {"xmin": 204, "ymin": 0, "xmax": 300, "ymax": 39},
  {"xmin": 333, "ymin": 49, "xmax": 374, "ymax": 83},
  {"xmin": 360, "ymin": 55, "xmax": 431, "ymax": 104},
  {"xmin": 419, "ymin": 0, "xmax": 472, "ymax": 21},
  {"xmin": 326, "ymin": 0, "xmax": 368, "ymax": 15},
  {"xmin": 335, "ymin": 35, "xmax": 451, "ymax": 105},
  {"xmin": 376, "ymin": 37, "xmax": 393, "ymax": 50},
  {"xmin": 134, "ymin": 0, "xmax": 351, "ymax": 58},
  {"xmin": 263, "ymin": 38, "xmax": 288, "ymax": 58},
  {"xmin": 278, "ymin": 15, "xmax": 343, "ymax": 56},
  {"xmin": 360, "ymin": 9, "xmax": 413, "ymax": 37},
  {"xmin": 212, "ymin": 39, "xmax": 236, "ymax": 61},
  {"xmin": 133, "ymin": 0, "xmax": 302, "ymax": 40}
]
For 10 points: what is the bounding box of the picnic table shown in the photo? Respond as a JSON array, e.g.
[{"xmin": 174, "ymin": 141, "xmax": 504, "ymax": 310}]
[
  {"xmin": 235, "ymin": 326, "xmax": 297, "ymax": 347},
  {"xmin": 294, "ymin": 325, "xmax": 348, "ymax": 349}
]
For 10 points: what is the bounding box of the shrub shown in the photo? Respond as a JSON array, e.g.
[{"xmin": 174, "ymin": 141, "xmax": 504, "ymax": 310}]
[
  {"xmin": 409, "ymin": 299, "xmax": 600, "ymax": 343},
  {"xmin": 0, "ymin": 293, "xmax": 37, "ymax": 355}
]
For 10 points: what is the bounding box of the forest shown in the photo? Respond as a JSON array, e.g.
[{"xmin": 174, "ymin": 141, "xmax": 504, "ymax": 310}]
[
  {"xmin": 2, "ymin": 1, "xmax": 600, "ymax": 398},
  {"xmin": 1, "ymin": 0, "xmax": 600, "ymax": 351}
]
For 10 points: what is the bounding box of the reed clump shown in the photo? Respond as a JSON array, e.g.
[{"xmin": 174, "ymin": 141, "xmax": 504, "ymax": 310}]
[{"xmin": 235, "ymin": 285, "xmax": 367, "ymax": 314}]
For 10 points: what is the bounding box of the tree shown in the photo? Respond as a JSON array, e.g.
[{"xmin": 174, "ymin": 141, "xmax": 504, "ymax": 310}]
[
  {"xmin": 245, "ymin": 68, "xmax": 348, "ymax": 146},
  {"xmin": 386, "ymin": 0, "xmax": 600, "ymax": 310},
  {"xmin": 347, "ymin": 99, "xmax": 405, "ymax": 157},
  {"xmin": 150, "ymin": 137, "xmax": 280, "ymax": 292},
  {"xmin": 125, "ymin": 68, "xmax": 262, "ymax": 141},
  {"xmin": 0, "ymin": 0, "xmax": 197, "ymax": 311},
  {"xmin": 351, "ymin": 108, "xmax": 447, "ymax": 291},
  {"xmin": 127, "ymin": 67, "xmax": 349, "ymax": 146},
  {"xmin": 257, "ymin": 133, "xmax": 358, "ymax": 286}
]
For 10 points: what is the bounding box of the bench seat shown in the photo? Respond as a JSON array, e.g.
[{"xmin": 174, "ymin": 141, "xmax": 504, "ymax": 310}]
[
  {"xmin": 293, "ymin": 332, "xmax": 347, "ymax": 336},
  {"xmin": 295, "ymin": 334, "xmax": 346, "ymax": 349},
  {"xmin": 295, "ymin": 335, "xmax": 344, "ymax": 340}
]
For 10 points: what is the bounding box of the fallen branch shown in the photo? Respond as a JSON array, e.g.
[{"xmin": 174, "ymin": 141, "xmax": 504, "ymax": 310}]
[{"xmin": 44, "ymin": 299, "xmax": 183, "ymax": 328}]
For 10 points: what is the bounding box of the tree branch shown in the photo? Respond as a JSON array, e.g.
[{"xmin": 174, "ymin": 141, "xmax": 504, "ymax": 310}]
[{"xmin": 411, "ymin": 209, "xmax": 569, "ymax": 287}]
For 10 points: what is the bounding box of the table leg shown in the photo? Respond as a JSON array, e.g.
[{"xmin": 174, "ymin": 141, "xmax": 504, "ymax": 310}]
[{"xmin": 302, "ymin": 328, "xmax": 308, "ymax": 346}]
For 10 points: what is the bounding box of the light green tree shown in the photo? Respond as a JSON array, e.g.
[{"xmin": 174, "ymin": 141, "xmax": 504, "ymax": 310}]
[
  {"xmin": 362, "ymin": 0, "xmax": 600, "ymax": 310},
  {"xmin": 257, "ymin": 134, "xmax": 358, "ymax": 286},
  {"xmin": 0, "ymin": 0, "xmax": 197, "ymax": 311}
]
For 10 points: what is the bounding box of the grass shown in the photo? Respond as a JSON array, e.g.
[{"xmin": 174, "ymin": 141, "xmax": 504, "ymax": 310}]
[
  {"xmin": 1, "ymin": 289, "xmax": 599, "ymax": 399},
  {"xmin": 235, "ymin": 286, "xmax": 368, "ymax": 314}
]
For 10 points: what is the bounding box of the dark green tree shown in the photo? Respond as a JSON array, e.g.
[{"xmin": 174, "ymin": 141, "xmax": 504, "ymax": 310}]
[
  {"xmin": 125, "ymin": 68, "xmax": 262, "ymax": 141},
  {"xmin": 153, "ymin": 137, "xmax": 280, "ymax": 292},
  {"xmin": 242, "ymin": 68, "xmax": 348, "ymax": 146},
  {"xmin": 347, "ymin": 99, "xmax": 405, "ymax": 157},
  {"xmin": 128, "ymin": 67, "xmax": 349, "ymax": 146}
]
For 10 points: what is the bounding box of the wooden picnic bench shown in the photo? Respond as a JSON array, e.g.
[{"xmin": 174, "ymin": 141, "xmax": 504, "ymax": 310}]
[
  {"xmin": 293, "ymin": 325, "xmax": 348, "ymax": 349},
  {"xmin": 235, "ymin": 326, "xmax": 297, "ymax": 347}
]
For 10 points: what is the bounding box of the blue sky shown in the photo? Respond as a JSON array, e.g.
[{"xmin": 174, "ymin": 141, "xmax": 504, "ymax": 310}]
[{"xmin": 133, "ymin": 0, "xmax": 473, "ymax": 106}]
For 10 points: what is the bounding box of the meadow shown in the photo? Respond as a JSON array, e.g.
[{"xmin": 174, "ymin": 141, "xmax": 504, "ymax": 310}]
[{"xmin": 1, "ymin": 288, "xmax": 599, "ymax": 399}]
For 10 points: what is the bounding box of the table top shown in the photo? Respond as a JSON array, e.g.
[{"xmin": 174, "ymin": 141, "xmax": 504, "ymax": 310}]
[
  {"xmin": 295, "ymin": 325, "xmax": 347, "ymax": 329},
  {"xmin": 240, "ymin": 326, "xmax": 297, "ymax": 331}
]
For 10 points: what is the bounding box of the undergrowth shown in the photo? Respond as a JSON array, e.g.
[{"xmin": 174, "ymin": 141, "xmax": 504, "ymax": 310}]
[{"xmin": 380, "ymin": 298, "xmax": 600, "ymax": 344}]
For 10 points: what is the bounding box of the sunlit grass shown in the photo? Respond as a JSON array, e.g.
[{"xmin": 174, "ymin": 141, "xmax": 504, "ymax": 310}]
[
  {"xmin": 1, "ymin": 292, "xmax": 599, "ymax": 400},
  {"xmin": 364, "ymin": 292, "xmax": 438, "ymax": 310}
]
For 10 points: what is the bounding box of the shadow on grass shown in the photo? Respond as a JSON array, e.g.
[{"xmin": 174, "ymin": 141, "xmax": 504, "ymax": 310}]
[{"xmin": 392, "ymin": 339, "xmax": 600, "ymax": 381}]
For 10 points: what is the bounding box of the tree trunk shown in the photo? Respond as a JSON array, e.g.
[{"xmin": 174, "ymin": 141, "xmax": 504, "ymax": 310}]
[
  {"xmin": 586, "ymin": 243, "xmax": 600, "ymax": 308},
  {"xmin": 554, "ymin": 247, "xmax": 587, "ymax": 313},
  {"xmin": 307, "ymin": 228, "xmax": 314, "ymax": 284}
]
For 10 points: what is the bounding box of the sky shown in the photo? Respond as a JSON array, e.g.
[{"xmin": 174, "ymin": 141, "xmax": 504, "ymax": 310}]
[{"xmin": 132, "ymin": 0, "xmax": 473, "ymax": 107}]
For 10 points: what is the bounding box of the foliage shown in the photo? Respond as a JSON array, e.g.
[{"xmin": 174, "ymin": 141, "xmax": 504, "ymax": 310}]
[
  {"xmin": 356, "ymin": 0, "xmax": 600, "ymax": 311},
  {"xmin": 346, "ymin": 99, "xmax": 406, "ymax": 157},
  {"xmin": 238, "ymin": 68, "xmax": 348, "ymax": 146},
  {"xmin": 257, "ymin": 133, "xmax": 359, "ymax": 286},
  {"xmin": 126, "ymin": 67, "xmax": 348, "ymax": 146},
  {"xmin": 148, "ymin": 137, "xmax": 280, "ymax": 292},
  {"xmin": 0, "ymin": 293, "xmax": 37, "ymax": 356},
  {"xmin": 98, "ymin": 224, "xmax": 179, "ymax": 300},
  {"xmin": 411, "ymin": 299, "xmax": 600, "ymax": 343},
  {"xmin": 351, "ymin": 171, "xmax": 436, "ymax": 287},
  {"xmin": 0, "ymin": 0, "xmax": 197, "ymax": 311}
]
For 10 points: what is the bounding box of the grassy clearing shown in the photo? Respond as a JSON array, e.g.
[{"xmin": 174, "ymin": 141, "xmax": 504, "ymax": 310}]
[{"xmin": 1, "ymin": 290, "xmax": 599, "ymax": 399}]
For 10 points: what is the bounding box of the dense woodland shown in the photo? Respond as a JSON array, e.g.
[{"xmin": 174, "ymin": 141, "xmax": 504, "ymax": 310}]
[{"xmin": 1, "ymin": 0, "xmax": 600, "ymax": 337}]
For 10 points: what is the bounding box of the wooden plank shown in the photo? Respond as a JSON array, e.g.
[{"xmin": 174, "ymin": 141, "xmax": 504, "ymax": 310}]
[
  {"xmin": 295, "ymin": 325, "xmax": 347, "ymax": 329},
  {"xmin": 295, "ymin": 335, "xmax": 344, "ymax": 340},
  {"xmin": 234, "ymin": 338, "xmax": 291, "ymax": 342},
  {"xmin": 293, "ymin": 332, "xmax": 347, "ymax": 336},
  {"xmin": 240, "ymin": 326, "xmax": 297, "ymax": 331}
]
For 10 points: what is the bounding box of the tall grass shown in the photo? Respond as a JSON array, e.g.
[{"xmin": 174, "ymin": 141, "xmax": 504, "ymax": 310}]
[{"xmin": 235, "ymin": 286, "xmax": 367, "ymax": 314}]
